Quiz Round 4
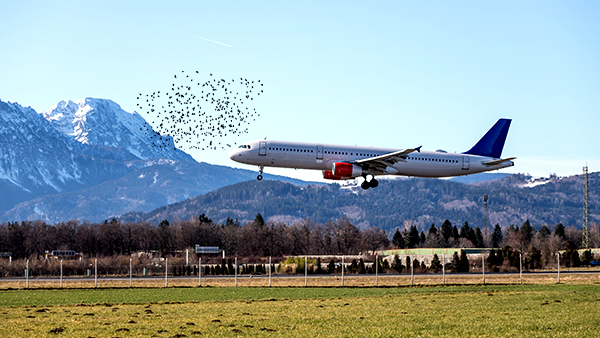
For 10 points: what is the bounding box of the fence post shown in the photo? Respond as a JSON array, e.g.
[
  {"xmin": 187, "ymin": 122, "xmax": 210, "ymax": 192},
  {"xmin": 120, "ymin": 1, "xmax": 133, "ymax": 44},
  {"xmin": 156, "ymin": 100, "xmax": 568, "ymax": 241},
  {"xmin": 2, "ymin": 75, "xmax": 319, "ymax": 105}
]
[
  {"xmin": 235, "ymin": 257, "xmax": 238, "ymax": 287},
  {"xmin": 199, "ymin": 257, "xmax": 201, "ymax": 287},
  {"xmin": 304, "ymin": 255, "xmax": 308, "ymax": 287},
  {"xmin": 482, "ymin": 254, "xmax": 485, "ymax": 285},
  {"xmin": 375, "ymin": 255, "xmax": 379, "ymax": 287},
  {"xmin": 95, "ymin": 259, "xmax": 97, "ymax": 288},
  {"xmin": 341, "ymin": 256, "xmax": 344, "ymax": 287},
  {"xmin": 129, "ymin": 258, "xmax": 132, "ymax": 288},
  {"xmin": 410, "ymin": 255, "xmax": 414, "ymax": 286},
  {"xmin": 519, "ymin": 253, "xmax": 523, "ymax": 285},
  {"xmin": 186, "ymin": 249, "xmax": 189, "ymax": 266},
  {"xmin": 557, "ymin": 253, "xmax": 560, "ymax": 284},
  {"xmin": 269, "ymin": 256, "xmax": 272, "ymax": 287},
  {"xmin": 26, "ymin": 259, "xmax": 29, "ymax": 289},
  {"xmin": 60, "ymin": 259, "xmax": 63, "ymax": 288},
  {"xmin": 165, "ymin": 258, "xmax": 168, "ymax": 287},
  {"xmin": 442, "ymin": 254, "xmax": 445, "ymax": 285}
]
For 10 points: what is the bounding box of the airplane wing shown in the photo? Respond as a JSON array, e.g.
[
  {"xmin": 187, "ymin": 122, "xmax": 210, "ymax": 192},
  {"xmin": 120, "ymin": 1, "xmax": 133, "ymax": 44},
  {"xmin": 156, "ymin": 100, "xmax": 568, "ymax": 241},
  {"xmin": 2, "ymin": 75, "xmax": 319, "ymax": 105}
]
[
  {"xmin": 482, "ymin": 157, "xmax": 517, "ymax": 166},
  {"xmin": 353, "ymin": 146, "xmax": 422, "ymax": 173}
]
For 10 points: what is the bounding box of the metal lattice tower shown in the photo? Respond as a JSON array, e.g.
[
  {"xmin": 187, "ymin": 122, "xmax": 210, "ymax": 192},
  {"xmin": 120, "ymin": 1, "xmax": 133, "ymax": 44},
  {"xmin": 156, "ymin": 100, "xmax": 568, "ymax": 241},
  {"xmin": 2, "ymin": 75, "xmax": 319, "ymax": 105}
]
[
  {"xmin": 483, "ymin": 194, "xmax": 489, "ymax": 229},
  {"xmin": 582, "ymin": 165, "xmax": 590, "ymax": 249}
]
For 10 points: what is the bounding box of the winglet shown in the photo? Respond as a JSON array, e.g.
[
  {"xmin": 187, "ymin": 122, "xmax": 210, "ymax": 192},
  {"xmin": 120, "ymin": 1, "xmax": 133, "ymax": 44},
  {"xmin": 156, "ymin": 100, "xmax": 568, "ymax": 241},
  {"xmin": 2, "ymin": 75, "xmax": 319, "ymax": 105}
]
[{"xmin": 415, "ymin": 146, "xmax": 422, "ymax": 153}]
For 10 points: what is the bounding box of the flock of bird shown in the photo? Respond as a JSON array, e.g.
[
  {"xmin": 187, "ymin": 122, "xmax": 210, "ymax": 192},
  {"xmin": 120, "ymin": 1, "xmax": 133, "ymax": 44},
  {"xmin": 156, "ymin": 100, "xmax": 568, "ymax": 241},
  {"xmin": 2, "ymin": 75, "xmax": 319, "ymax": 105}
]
[{"xmin": 136, "ymin": 71, "xmax": 263, "ymax": 150}]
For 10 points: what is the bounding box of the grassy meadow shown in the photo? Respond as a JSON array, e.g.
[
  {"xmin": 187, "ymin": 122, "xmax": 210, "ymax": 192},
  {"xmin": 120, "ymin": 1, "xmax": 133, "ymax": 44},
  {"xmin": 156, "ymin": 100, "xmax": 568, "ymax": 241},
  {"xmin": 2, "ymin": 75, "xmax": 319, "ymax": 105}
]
[{"xmin": 1, "ymin": 283, "xmax": 600, "ymax": 337}]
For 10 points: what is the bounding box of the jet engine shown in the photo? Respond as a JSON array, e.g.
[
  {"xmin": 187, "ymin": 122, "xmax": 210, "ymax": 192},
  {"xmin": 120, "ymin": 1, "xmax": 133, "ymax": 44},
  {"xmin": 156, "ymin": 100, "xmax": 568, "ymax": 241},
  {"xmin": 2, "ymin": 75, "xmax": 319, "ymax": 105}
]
[
  {"xmin": 323, "ymin": 170, "xmax": 346, "ymax": 180},
  {"xmin": 332, "ymin": 162, "xmax": 364, "ymax": 178}
]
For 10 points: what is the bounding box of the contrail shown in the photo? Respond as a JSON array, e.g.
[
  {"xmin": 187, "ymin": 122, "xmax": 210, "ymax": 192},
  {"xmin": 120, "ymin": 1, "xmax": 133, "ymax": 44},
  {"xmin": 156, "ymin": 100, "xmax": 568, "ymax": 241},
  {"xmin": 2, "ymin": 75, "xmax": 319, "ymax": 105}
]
[{"xmin": 191, "ymin": 35, "xmax": 232, "ymax": 47}]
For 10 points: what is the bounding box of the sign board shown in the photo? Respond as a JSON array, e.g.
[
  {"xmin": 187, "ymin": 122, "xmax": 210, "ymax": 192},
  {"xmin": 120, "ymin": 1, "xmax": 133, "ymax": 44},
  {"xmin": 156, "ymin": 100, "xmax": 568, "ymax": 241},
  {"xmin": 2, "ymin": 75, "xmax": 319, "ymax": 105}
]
[{"xmin": 195, "ymin": 245, "xmax": 221, "ymax": 254}]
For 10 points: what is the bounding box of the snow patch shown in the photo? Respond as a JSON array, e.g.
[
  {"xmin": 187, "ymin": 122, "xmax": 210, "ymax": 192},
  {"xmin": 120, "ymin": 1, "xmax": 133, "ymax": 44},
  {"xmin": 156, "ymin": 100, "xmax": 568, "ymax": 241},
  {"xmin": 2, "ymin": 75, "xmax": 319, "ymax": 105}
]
[{"xmin": 441, "ymin": 199, "xmax": 477, "ymax": 211}]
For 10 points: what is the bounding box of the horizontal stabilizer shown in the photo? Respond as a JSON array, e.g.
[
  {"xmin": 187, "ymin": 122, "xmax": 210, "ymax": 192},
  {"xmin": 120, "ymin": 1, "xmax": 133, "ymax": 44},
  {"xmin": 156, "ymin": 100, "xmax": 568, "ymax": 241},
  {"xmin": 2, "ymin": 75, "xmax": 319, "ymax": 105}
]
[{"xmin": 483, "ymin": 157, "xmax": 516, "ymax": 166}]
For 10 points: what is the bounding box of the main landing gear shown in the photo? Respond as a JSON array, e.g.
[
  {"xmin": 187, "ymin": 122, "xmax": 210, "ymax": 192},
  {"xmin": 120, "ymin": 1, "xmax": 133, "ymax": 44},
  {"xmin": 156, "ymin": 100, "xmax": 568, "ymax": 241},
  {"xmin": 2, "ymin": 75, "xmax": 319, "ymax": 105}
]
[
  {"xmin": 257, "ymin": 166, "xmax": 264, "ymax": 180},
  {"xmin": 361, "ymin": 175, "xmax": 379, "ymax": 190}
]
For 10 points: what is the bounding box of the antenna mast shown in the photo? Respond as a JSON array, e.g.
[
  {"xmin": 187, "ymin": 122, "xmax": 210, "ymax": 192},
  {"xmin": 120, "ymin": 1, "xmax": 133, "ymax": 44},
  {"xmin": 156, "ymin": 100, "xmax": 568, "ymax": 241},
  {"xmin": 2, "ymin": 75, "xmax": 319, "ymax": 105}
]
[{"xmin": 582, "ymin": 165, "xmax": 590, "ymax": 249}]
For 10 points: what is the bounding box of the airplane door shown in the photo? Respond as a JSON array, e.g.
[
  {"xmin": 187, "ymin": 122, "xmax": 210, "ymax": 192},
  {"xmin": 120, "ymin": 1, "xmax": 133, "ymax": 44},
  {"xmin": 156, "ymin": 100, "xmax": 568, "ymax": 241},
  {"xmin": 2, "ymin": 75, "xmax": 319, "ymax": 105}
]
[
  {"xmin": 462, "ymin": 156, "xmax": 470, "ymax": 170},
  {"xmin": 316, "ymin": 145, "xmax": 323, "ymax": 160},
  {"xmin": 259, "ymin": 141, "xmax": 267, "ymax": 156}
]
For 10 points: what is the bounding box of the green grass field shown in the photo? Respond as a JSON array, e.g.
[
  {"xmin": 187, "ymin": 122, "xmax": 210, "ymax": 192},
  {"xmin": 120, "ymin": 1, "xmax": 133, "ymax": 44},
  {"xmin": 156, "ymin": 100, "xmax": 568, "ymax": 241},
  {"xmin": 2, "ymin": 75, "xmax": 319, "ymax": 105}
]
[{"xmin": 1, "ymin": 284, "xmax": 599, "ymax": 337}]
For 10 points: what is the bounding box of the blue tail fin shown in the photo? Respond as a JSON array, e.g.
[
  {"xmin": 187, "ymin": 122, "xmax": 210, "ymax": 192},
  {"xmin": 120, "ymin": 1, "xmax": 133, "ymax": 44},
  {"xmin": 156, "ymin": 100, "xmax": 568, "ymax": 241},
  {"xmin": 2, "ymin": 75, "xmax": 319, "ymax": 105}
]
[{"xmin": 463, "ymin": 119, "xmax": 511, "ymax": 158}]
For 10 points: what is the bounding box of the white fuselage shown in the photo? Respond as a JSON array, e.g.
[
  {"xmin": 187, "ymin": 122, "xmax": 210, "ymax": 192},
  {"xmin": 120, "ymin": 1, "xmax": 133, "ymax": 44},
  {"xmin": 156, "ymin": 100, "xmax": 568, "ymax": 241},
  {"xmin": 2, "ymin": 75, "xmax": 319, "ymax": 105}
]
[{"xmin": 228, "ymin": 140, "xmax": 514, "ymax": 178}]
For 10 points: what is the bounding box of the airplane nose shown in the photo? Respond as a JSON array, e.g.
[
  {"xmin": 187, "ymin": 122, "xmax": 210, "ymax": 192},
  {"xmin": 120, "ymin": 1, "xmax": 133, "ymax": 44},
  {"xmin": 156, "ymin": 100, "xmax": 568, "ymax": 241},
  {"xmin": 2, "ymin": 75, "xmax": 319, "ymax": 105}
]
[{"xmin": 228, "ymin": 149, "xmax": 240, "ymax": 161}]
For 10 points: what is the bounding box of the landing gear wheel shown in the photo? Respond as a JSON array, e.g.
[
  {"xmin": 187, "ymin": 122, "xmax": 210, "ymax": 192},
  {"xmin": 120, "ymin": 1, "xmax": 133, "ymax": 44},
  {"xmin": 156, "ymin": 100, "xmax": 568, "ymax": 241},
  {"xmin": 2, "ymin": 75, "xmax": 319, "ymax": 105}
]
[
  {"xmin": 361, "ymin": 181, "xmax": 370, "ymax": 190},
  {"xmin": 257, "ymin": 165, "xmax": 264, "ymax": 181},
  {"xmin": 370, "ymin": 178, "xmax": 379, "ymax": 188}
]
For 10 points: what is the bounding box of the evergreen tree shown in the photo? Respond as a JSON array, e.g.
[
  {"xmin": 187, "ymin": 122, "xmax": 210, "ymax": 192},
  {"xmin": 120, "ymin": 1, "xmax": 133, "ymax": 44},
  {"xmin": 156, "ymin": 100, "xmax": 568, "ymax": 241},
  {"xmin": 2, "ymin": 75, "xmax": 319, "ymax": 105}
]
[
  {"xmin": 358, "ymin": 258, "xmax": 366, "ymax": 274},
  {"xmin": 412, "ymin": 258, "xmax": 420, "ymax": 273},
  {"xmin": 527, "ymin": 247, "xmax": 542, "ymax": 269},
  {"xmin": 327, "ymin": 259, "xmax": 335, "ymax": 274},
  {"xmin": 405, "ymin": 256, "xmax": 412, "ymax": 273},
  {"xmin": 441, "ymin": 220, "xmax": 453, "ymax": 241},
  {"xmin": 408, "ymin": 226, "xmax": 420, "ymax": 248},
  {"xmin": 459, "ymin": 250, "xmax": 470, "ymax": 272},
  {"xmin": 564, "ymin": 240, "xmax": 580, "ymax": 267},
  {"xmin": 538, "ymin": 225, "xmax": 551, "ymax": 240},
  {"xmin": 460, "ymin": 222, "xmax": 471, "ymax": 238},
  {"xmin": 430, "ymin": 254, "xmax": 441, "ymax": 272},
  {"xmin": 221, "ymin": 259, "xmax": 227, "ymax": 275},
  {"xmin": 351, "ymin": 259, "xmax": 358, "ymax": 274},
  {"xmin": 227, "ymin": 258, "xmax": 234, "ymax": 275},
  {"xmin": 316, "ymin": 258, "xmax": 323, "ymax": 274},
  {"xmin": 521, "ymin": 220, "xmax": 534, "ymax": 241},
  {"xmin": 451, "ymin": 226, "xmax": 460, "ymax": 241},
  {"xmin": 198, "ymin": 213, "xmax": 213, "ymax": 224},
  {"xmin": 428, "ymin": 223, "xmax": 438, "ymax": 236},
  {"xmin": 580, "ymin": 250, "xmax": 592, "ymax": 266},
  {"xmin": 492, "ymin": 224, "xmax": 503, "ymax": 248},
  {"xmin": 392, "ymin": 255, "xmax": 404, "ymax": 273},
  {"xmin": 392, "ymin": 228, "xmax": 404, "ymax": 248},
  {"xmin": 450, "ymin": 252, "xmax": 460, "ymax": 273},
  {"xmin": 487, "ymin": 249, "xmax": 498, "ymax": 271},
  {"xmin": 381, "ymin": 259, "xmax": 389, "ymax": 272},
  {"xmin": 254, "ymin": 213, "xmax": 266, "ymax": 227},
  {"xmin": 554, "ymin": 223, "xmax": 565, "ymax": 239},
  {"xmin": 475, "ymin": 227, "xmax": 484, "ymax": 248},
  {"xmin": 419, "ymin": 231, "xmax": 426, "ymax": 246},
  {"xmin": 467, "ymin": 228, "xmax": 477, "ymax": 246}
]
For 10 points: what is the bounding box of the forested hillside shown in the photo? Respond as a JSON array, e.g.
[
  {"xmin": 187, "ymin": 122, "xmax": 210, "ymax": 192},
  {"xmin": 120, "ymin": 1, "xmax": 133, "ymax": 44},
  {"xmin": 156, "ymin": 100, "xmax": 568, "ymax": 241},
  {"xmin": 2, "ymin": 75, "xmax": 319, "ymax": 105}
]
[{"xmin": 120, "ymin": 172, "xmax": 599, "ymax": 232}]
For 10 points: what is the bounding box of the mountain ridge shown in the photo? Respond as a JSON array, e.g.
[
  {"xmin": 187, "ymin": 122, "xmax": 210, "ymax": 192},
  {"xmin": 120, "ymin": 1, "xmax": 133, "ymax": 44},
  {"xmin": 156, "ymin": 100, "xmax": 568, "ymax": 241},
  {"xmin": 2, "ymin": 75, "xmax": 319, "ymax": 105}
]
[{"xmin": 117, "ymin": 172, "xmax": 599, "ymax": 232}]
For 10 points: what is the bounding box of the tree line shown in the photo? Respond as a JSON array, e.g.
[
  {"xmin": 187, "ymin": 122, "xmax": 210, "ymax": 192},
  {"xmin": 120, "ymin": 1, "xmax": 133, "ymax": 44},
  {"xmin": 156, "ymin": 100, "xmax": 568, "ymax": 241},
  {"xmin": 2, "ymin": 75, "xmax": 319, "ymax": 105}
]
[
  {"xmin": 0, "ymin": 213, "xmax": 388, "ymax": 259},
  {"xmin": 0, "ymin": 214, "xmax": 598, "ymax": 270}
]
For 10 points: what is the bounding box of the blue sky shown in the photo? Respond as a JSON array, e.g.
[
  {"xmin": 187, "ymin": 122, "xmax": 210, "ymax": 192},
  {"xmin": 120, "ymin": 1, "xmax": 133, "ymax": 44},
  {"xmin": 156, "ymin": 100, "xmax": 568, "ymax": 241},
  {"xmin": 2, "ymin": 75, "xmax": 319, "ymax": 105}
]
[{"xmin": 2, "ymin": 1, "xmax": 599, "ymax": 181}]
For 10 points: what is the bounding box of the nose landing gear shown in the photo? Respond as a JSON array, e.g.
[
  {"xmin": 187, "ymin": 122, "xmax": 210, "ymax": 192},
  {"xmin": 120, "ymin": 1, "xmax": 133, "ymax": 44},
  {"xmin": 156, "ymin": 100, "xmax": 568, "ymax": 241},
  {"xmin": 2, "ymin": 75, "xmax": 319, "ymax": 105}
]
[{"xmin": 257, "ymin": 166, "xmax": 264, "ymax": 180}]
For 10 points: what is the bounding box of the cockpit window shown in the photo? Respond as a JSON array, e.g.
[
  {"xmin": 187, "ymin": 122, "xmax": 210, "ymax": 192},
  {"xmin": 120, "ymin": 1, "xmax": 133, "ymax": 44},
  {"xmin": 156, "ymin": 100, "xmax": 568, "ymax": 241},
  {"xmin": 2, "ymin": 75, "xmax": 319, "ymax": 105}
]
[{"xmin": 237, "ymin": 144, "xmax": 252, "ymax": 149}]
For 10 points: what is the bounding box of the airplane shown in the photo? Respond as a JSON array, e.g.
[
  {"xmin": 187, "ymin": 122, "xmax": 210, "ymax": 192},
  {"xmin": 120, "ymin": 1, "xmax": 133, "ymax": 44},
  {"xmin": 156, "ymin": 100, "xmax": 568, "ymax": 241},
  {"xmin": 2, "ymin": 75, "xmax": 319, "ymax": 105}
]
[{"xmin": 228, "ymin": 118, "xmax": 515, "ymax": 190}]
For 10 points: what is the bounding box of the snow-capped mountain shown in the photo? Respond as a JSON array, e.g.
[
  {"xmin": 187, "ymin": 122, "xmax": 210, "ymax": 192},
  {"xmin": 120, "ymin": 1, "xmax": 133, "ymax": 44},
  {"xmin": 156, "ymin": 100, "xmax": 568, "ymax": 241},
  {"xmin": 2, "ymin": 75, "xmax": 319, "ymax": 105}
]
[
  {"xmin": 0, "ymin": 97, "xmax": 193, "ymax": 214},
  {"xmin": 42, "ymin": 97, "xmax": 193, "ymax": 162},
  {"xmin": 0, "ymin": 96, "xmax": 316, "ymax": 222}
]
